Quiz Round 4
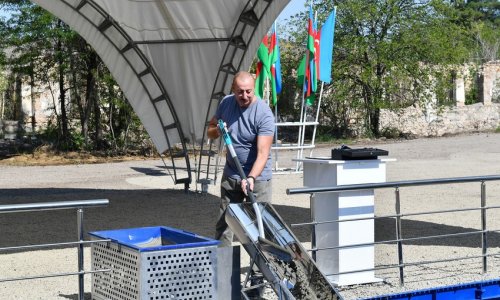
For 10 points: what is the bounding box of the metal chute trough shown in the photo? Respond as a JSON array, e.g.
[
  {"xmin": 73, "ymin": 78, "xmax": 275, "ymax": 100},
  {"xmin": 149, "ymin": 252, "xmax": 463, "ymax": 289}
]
[{"xmin": 226, "ymin": 202, "xmax": 344, "ymax": 300}]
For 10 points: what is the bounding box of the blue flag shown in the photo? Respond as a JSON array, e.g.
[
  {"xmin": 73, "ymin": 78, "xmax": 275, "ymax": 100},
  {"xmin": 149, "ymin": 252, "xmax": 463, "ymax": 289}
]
[
  {"xmin": 319, "ymin": 7, "xmax": 336, "ymax": 84},
  {"xmin": 271, "ymin": 24, "xmax": 282, "ymax": 95}
]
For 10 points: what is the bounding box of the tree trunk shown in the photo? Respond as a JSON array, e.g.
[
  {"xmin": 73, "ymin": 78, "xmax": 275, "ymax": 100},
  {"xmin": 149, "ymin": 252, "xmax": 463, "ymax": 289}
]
[
  {"xmin": 56, "ymin": 20, "xmax": 69, "ymax": 145},
  {"xmin": 69, "ymin": 51, "xmax": 86, "ymax": 144},
  {"xmin": 370, "ymin": 108, "xmax": 380, "ymax": 136},
  {"xmin": 93, "ymin": 67, "xmax": 102, "ymax": 149},
  {"xmin": 30, "ymin": 64, "xmax": 36, "ymax": 134},
  {"xmin": 85, "ymin": 51, "xmax": 97, "ymax": 148},
  {"xmin": 14, "ymin": 74, "xmax": 22, "ymax": 122}
]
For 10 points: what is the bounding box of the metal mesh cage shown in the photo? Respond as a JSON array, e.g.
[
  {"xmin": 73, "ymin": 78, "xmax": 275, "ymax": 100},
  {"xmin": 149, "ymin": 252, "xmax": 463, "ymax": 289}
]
[
  {"xmin": 92, "ymin": 241, "xmax": 141, "ymax": 300},
  {"xmin": 90, "ymin": 227, "xmax": 218, "ymax": 300},
  {"xmin": 141, "ymin": 248, "xmax": 216, "ymax": 299}
]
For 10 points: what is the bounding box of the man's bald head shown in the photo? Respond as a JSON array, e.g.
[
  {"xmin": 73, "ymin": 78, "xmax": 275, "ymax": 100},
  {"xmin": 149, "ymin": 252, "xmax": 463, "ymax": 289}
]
[
  {"xmin": 232, "ymin": 71, "xmax": 254, "ymax": 87},
  {"xmin": 232, "ymin": 71, "xmax": 257, "ymax": 108}
]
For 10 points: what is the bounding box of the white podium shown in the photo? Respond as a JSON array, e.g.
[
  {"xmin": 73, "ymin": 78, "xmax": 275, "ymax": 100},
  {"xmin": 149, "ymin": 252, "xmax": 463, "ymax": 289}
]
[{"xmin": 296, "ymin": 157, "xmax": 395, "ymax": 286}]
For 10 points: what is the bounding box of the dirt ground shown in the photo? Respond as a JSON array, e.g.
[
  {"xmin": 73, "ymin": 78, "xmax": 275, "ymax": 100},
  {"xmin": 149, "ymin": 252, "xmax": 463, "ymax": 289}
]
[{"xmin": 0, "ymin": 132, "xmax": 500, "ymax": 299}]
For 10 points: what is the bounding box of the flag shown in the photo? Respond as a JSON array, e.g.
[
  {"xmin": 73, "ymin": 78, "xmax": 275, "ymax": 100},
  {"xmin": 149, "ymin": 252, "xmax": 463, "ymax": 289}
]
[
  {"xmin": 268, "ymin": 24, "xmax": 282, "ymax": 105},
  {"xmin": 319, "ymin": 7, "xmax": 336, "ymax": 83},
  {"xmin": 303, "ymin": 5, "xmax": 318, "ymax": 106},
  {"xmin": 255, "ymin": 35, "xmax": 270, "ymax": 99},
  {"xmin": 297, "ymin": 56, "xmax": 306, "ymax": 87}
]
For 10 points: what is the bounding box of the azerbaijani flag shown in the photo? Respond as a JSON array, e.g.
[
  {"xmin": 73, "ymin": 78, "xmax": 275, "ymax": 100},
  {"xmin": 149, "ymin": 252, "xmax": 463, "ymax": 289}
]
[
  {"xmin": 319, "ymin": 7, "xmax": 336, "ymax": 83},
  {"xmin": 255, "ymin": 34, "xmax": 270, "ymax": 99},
  {"xmin": 304, "ymin": 5, "xmax": 318, "ymax": 106},
  {"xmin": 268, "ymin": 23, "xmax": 282, "ymax": 105}
]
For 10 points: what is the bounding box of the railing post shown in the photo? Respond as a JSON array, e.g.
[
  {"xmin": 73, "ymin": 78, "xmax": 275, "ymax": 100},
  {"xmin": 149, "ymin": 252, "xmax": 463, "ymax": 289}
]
[
  {"xmin": 310, "ymin": 193, "xmax": 316, "ymax": 261},
  {"xmin": 77, "ymin": 208, "xmax": 84, "ymax": 300},
  {"xmin": 481, "ymin": 181, "xmax": 487, "ymax": 273},
  {"xmin": 395, "ymin": 187, "xmax": 404, "ymax": 286}
]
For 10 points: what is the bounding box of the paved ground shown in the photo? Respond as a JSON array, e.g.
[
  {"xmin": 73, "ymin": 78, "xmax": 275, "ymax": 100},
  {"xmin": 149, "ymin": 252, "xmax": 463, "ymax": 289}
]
[{"xmin": 0, "ymin": 132, "xmax": 499, "ymax": 299}]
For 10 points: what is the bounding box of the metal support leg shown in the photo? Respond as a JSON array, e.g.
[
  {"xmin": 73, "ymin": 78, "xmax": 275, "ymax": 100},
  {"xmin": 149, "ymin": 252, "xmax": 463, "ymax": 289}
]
[
  {"xmin": 310, "ymin": 193, "xmax": 316, "ymax": 261},
  {"xmin": 242, "ymin": 255, "xmax": 256, "ymax": 299},
  {"xmin": 77, "ymin": 208, "xmax": 84, "ymax": 300},
  {"xmin": 395, "ymin": 187, "xmax": 404, "ymax": 286},
  {"xmin": 481, "ymin": 181, "xmax": 487, "ymax": 273}
]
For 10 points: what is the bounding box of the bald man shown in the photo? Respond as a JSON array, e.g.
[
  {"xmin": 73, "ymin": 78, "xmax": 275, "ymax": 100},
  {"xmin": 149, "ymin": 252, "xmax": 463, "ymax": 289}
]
[{"xmin": 207, "ymin": 71, "xmax": 275, "ymax": 247}]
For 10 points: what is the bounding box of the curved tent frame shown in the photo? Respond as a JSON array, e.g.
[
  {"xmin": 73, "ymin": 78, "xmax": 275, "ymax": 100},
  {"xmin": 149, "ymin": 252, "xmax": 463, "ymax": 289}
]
[{"xmin": 30, "ymin": 0, "xmax": 290, "ymax": 189}]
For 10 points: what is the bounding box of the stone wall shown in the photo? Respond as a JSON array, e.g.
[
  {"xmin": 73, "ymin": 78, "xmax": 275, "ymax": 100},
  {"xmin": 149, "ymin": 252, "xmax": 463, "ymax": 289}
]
[
  {"xmin": 379, "ymin": 61, "xmax": 500, "ymax": 137},
  {"xmin": 379, "ymin": 103, "xmax": 500, "ymax": 137}
]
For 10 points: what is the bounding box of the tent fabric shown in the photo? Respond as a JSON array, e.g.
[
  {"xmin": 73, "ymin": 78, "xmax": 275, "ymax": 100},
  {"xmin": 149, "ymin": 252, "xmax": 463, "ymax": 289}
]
[{"xmin": 31, "ymin": 0, "xmax": 290, "ymax": 154}]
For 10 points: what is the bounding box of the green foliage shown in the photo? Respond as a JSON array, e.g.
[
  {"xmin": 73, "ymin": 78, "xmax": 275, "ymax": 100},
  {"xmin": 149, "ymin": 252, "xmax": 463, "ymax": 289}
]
[
  {"xmin": 1, "ymin": 0, "xmax": 498, "ymax": 156},
  {"xmin": 277, "ymin": 0, "xmax": 489, "ymax": 137},
  {"xmin": 0, "ymin": 1, "xmax": 151, "ymax": 154},
  {"xmin": 380, "ymin": 127, "xmax": 403, "ymax": 139}
]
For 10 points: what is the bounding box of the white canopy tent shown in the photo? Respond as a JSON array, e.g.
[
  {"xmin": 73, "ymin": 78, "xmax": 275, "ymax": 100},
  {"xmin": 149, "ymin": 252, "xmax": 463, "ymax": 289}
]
[{"xmin": 30, "ymin": 0, "xmax": 290, "ymax": 189}]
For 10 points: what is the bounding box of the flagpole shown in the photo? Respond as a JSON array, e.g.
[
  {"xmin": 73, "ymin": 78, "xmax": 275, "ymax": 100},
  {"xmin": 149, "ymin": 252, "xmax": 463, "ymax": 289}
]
[
  {"xmin": 274, "ymin": 100, "xmax": 279, "ymax": 171},
  {"xmin": 265, "ymin": 75, "xmax": 270, "ymax": 105},
  {"xmin": 297, "ymin": 6, "xmax": 317, "ymax": 170},
  {"xmin": 272, "ymin": 22, "xmax": 279, "ymax": 172},
  {"xmin": 296, "ymin": 0, "xmax": 314, "ymax": 171},
  {"xmin": 298, "ymin": 102, "xmax": 308, "ymax": 170},
  {"xmin": 310, "ymin": 81, "xmax": 324, "ymax": 157}
]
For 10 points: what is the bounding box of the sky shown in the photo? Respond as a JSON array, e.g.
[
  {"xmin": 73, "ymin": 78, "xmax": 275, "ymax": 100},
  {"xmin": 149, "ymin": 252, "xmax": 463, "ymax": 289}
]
[{"xmin": 277, "ymin": 0, "xmax": 307, "ymax": 23}]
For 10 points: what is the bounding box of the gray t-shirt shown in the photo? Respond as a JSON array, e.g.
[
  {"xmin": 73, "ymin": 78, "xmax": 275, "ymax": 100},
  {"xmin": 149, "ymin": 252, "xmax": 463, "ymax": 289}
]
[{"xmin": 215, "ymin": 95, "xmax": 275, "ymax": 180}]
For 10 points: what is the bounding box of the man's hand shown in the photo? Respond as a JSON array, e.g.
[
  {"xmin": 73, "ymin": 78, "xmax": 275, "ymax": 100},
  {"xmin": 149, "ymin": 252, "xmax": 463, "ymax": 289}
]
[
  {"xmin": 207, "ymin": 117, "xmax": 220, "ymax": 139},
  {"xmin": 241, "ymin": 176, "xmax": 255, "ymax": 196}
]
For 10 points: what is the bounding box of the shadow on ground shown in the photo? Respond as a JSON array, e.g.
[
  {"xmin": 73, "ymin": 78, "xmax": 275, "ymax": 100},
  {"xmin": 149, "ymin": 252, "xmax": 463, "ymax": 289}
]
[
  {"xmin": 0, "ymin": 188, "xmax": 312, "ymax": 249},
  {"xmin": 0, "ymin": 188, "xmax": 495, "ymax": 250},
  {"xmin": 58, "ymin": 292, "xmax": 91, "ymax": 300}
]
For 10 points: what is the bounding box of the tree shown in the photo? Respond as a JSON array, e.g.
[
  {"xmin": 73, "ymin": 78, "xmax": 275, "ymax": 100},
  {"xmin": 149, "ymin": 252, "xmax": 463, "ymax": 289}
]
[
  {"xmin": 449, "ymin": 0, "xmax": 500, "ymax": 62},
  {"xmin": 1, "ymin": 1, "xmax": 72, "ymax": 142},
  {"xmin": 280, "ymin": 0, "xmax": 472, "ymax": 137},
  {"xmin": 0, "ymin": 1, "xmax": 148, "ymax": 152}
]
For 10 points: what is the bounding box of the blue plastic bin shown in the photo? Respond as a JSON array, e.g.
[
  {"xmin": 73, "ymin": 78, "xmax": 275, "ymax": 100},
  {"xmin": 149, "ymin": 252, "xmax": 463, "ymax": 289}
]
[
  {"xmin": 90, "ymin": 226, "xmax": 219, "ymax": 300},
  {"xmin": 89, "ymin": 226, "xmax": 219, "ymax": 252}
]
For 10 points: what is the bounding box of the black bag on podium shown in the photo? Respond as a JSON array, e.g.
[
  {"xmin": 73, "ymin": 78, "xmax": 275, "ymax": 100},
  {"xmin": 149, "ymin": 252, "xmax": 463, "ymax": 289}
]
[{"xmin": 331, "ymin": 145, "xmax": 388, "ymax": 160}]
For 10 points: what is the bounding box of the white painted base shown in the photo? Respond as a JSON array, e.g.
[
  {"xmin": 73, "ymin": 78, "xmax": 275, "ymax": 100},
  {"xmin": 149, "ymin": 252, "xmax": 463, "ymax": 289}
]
[{"xmin": 296, "ymin": 157, "xmax": 395, "ymax": 286}]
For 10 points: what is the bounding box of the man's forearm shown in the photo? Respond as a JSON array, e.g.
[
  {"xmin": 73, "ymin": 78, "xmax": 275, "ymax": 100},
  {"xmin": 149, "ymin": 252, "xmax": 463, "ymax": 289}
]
[
  {"xmin": 249, "ymin": 155, "xmax": 268, "ymax": 178},
  {"xmin": 249, "ymin": 135, "xmax": 273, "ymax": 178}
]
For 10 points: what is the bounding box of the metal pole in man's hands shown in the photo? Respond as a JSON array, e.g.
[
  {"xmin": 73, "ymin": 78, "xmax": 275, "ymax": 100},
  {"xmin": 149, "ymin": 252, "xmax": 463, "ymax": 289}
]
[{"xmin": 217, "ymin": 119, "xmax": 265, "ymax": 239}]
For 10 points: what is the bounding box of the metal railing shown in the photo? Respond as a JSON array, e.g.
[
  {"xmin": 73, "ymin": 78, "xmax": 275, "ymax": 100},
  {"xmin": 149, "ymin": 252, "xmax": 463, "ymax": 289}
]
[
  {"xmin": 286, "ymin": 175, "xmax": 500, "ymax": 286},
  {"xmin": 0, "ymin": 199, "xmax": 110, "ymax": 300}
]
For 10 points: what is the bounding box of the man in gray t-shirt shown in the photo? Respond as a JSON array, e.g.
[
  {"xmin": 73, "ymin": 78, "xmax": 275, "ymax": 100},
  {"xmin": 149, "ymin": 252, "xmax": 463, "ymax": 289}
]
[{"xmin": 207, "ymin": 71, "xmax": 275, "ymax": 247}]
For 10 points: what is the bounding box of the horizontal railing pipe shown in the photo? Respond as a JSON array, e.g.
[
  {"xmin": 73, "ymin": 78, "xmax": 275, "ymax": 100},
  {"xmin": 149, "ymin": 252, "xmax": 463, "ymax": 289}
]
[
  {"xmin": 0, "ymin": 269, "xmax": 111, "ymax": 283},
  {"xmin": 291, "ymin": 204, "xmax": 500, "ymax": 227},
  {"xmin": 327, "ymin": 251, "xmax": 500, "ymax": 277},
  {"xmin": 0, "ymin": 239, "xmax": 111, "ymax": 252},
  {"xmin": 0, "ymin": 199, "xmax": 109, "ymax": 213},
  {"xmin": 286, "ymin": 175, "xmax": 500, "ymax": 195},
  {"xmin": 310, "ymin": 229, "xmax": 488, "ymax": 252},
  {"xmin": 0, "ymin": 198, "xmax": 109, "ymax": 300}
]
